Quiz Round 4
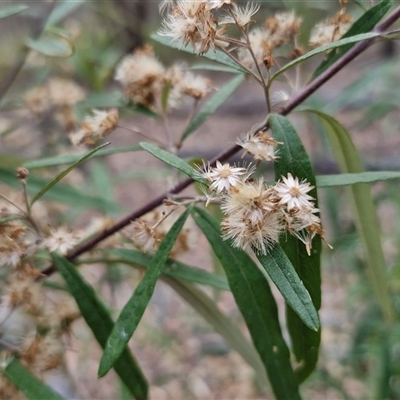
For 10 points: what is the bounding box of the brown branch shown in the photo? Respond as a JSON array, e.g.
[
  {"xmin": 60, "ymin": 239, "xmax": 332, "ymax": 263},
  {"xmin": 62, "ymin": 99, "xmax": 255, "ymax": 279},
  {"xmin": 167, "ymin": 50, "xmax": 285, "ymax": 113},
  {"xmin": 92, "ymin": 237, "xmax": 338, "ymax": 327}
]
[{"xmin": 40, "ymin": 5, "xmax": 400, "ymax": 278}]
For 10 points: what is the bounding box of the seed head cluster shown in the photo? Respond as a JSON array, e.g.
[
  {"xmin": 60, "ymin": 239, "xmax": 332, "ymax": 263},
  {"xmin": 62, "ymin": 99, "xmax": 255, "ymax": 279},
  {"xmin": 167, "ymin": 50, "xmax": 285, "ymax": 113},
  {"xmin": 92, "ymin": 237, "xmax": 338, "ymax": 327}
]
[
  {"xmin": 115, "ymin": 45, "xmax": 211, "ymax": 110},
  {"xmin": 198, "ymin": 130, "xmax": 329, "ymax": 255}
]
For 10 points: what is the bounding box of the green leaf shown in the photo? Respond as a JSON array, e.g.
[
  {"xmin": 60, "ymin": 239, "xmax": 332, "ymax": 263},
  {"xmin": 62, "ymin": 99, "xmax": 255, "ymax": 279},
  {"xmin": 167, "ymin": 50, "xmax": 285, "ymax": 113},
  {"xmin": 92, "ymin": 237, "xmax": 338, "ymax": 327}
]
[
  {"xmin": 257, "ymin": 247, "xmax": 319, "ymax": 331},
  {"xmin": 191, "ymin": 206, "xmax": 302, "ymax": 400},
  {"xmin": 191, "ymin": 63, "xmax": 242, "ymax": 73},
  {"xmin": 181, "ymin": 74, "xmax": 245, "ymax": 142},
  {"xmin": 45, "ymin": 1, "xmax": 84, "ymax": 26},
  {"xmin": 270, "ymin": 32, "xmax": 379, "ymax": 84},
  {"xmin": 139, "ymin": 142, "xmax": 207, "ymax": 184},
  {"xmin": 106, "ymin": 248, "xmax": 230, "ymax": 291},
  {"xmin": 0, "ymin": 4, "xmax": 28, "ymax": 19},
  {"xmin": 79, "ymin": 91, "xmax": 125, "ymax": 109},
  {"xmin": 51, "ymin": 252, "xmax": 148, "ymax": 400},
  {"xmin": 161, "ymin": 80, "xmax": 171, "ymax": 113},
  {"xmin": 313, "ymin": 0, "xmax": 392, "ymax": 78},
  {"xmin": 98, "ymin": 207, "xmax": 191, "ymax": 377},
  {"xmin": 162, "ymin": 276, "xmax": 269, "ymax": 387},
  {"xmin": 306, "ymin": 109, "xmax": 393, "ymax": 322},
  {"xmin": 3, "ymin": 357, "xmax": 65, "ymax": 400},
  {"xmin": 23, "ymin": 145, "xmax": 142, "ymax": 169},
  {"xmin": 269, "ymin": 114, "xmax": 321, "ymax": 381},
  {"xmin": 151, "ymin": 33, "xmax": 248, "ymax": 74},
  {"xmin": 317, "ymin": 171, "xmax": 400, "ymax": 187},
  {"xmin": 30, "ymin": 142, "xmax": 109, "ymax": 206},
  {"xmin": 0, "ymin": 166, "xmax": 120, "ymax": 213},
  {"xmin": 26, "ymin": 35, "xmax": 74, "ymax": 58},
  {"xmin": 90, "ymin": 161, "xmax": 115, "ymax": 203}
]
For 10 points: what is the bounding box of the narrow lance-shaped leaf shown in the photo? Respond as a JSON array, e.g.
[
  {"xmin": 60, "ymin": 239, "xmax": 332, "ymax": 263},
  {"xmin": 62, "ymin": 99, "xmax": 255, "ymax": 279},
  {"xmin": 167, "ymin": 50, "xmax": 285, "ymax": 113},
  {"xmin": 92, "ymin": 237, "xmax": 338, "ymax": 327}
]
[
  {"xmin": 269, "ymin": 114, "xmax": 321, "ymax": 382},
  {"xmin": 316, "ymin": 171, "xmax": 400, "ymax": 187},
  {"xmin": 106, "ymin": 248, "xmax": 230, "ymax": 291},
  {"xmin": 24, "ymin": 145, "xmax": 142, "ymax": 169},
  {"xmin": 191, "ymin": 206, "xmax": 302, "ymax": 400},
  {"xmin": 98, "ymin": 207, "xmax": 191, "ymax": 377},
  {"xmin": 269, "ymin": 32, "xmax": 379, "ymax": 84},
  {"xmin": 181, "ymin": 74, "xmax": 245, "ymax": 142},
  {"xmin": 0, "ymin": 4, "xmax": 28, "ymax": 19},
  {"xmin": 51, "ymin": 252, "xmax": 148, "ymax": 400},
  {"xmin": 256, "ymin": 247, "xmax": 319, "ymax": 331},
  {"xmin": 191, "ymin": 63, "xmax": 242, "ymax": 73},
  {"xmin": 140, "ymin": 142, "xmax": 207, "ymax": 184},
  {"xmin": 26, "ymin": 35, "xmax": 74, "ymax": 58},
  {"xmin": 150, "ymin": 33, "xmax": 248, "ymax": 74},
  {"xmin": 3, "ymin": 357, "xmax": 65, "ymax": 400},
  {"xmin": 45, "ymin": 1, "xmax": 84, "ymax": 26},
  {"xmin": 161, "ymin": 80, "xmax": 171, "ymax": 114},
  {"xmin": 313, "ymin": 0, "xmax": 392, "ymax": 78},
  {"xmin": 30, "ymin": 142, "xmax": 110, "ymax": 206},
  {"xmin": 0, "ymin": 166, "xmax": 121, "ymax": 213},
  {"xmin": 305, "ymin": 109, "xmax": 393, "ymax": 322}
]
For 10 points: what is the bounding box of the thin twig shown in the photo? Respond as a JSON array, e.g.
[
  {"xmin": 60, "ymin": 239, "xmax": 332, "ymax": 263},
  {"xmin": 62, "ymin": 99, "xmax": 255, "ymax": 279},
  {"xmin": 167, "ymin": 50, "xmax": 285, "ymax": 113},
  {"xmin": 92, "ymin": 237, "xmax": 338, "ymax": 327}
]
[{"xmin": 39, "ymin": 5, "xmax": 400, "ymax": 278}]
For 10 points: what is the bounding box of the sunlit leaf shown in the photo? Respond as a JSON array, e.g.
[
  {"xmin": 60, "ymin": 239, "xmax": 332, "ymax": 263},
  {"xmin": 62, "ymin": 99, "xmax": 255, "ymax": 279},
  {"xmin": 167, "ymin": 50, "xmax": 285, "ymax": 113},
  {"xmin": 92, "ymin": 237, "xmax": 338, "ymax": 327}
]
[
  {"xmin": 98, "ymin": 208, "xmax": 191, "ymax": 377},
  {"xmin": 192, "ymin": 206, "xmax": 302, "ymax": 400},
  {"xmin": 51, "ymin": 252, "xmax": 148, "ymax": 400}
]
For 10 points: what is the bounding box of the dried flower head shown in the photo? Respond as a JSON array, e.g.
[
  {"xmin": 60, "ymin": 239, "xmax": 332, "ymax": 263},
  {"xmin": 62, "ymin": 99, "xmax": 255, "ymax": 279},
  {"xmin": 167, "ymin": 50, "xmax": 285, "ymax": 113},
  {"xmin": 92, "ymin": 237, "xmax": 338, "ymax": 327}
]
[
  {"xmin": 131, "ymin": 219, "xmax": 157, "ymax": 252},
  {"xmin": 265, "ymin": 11, "xmax": 302, "ymax": 48},
  {"xmin": 42, "ymin": 224, "xmax": 80, "ymax": 254},
  {"xmin": 274, "ymin": 173, "xmax": 315, "ymax": 210},
  {"xmin": 0, "ymin": 222, "xmax": 28, "ymax": 267},
  {"xmin": 198, "ymin": 160, "xmax": 254, "ymax": 193},
  {"xmin": 270, "ymin": 90, "xmax": 291, "ymax": 109},
  {"xmin": 222, "ymin": 210, "xmax": 281, "ymax": 255},
  {"xmin": 69, "ymin": 108, "xmax": 118, "ymax": 146},
  {"xmin": 283, "ymin": 207, "xmax": 325, "ymax": 255},
  {"xmin": 237, "ymin": 130, "xmax": 282, "ymax": 162},
  {"xmin": 309, "ymin": 11, "xmax": 352, "ymax": 48},
  {"xmin": 159, "ymin": 0, "xmax": 218, "ymax": 55},
  {"xmin": 238, "ymin": 11, "xmax": 302, "ymax": 67},
  {"xmin": 220, "ymin": 179, "xmax": 281, "ymax": 254},
  {"xmin": 47, "ymin": 78, "xmax": 86, "ymax": 107},
  {"xmin": 115, "ymin": 46, "xmax": 166, "ymax": 108},
  {"xmin": 24, "ymin": 86, "xmax": 51, "ymax": 117},
  {"xmin": 219, "ymin": 3, "xmax": 260, "ymax": 27},
  {"xmin": 16, "ymin": 167, "xmax": 29, "ymax": 181},
  {"xmin": 25, "ymin": 78, "xmax": 85, "ymax": 130},
  {"xmin": 167, "ymin": 63, "xmax": 212, "ymax": 104},
  {"xmin": 206, "ymin": 0, "xmax": 232, "ymax": 10}
]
